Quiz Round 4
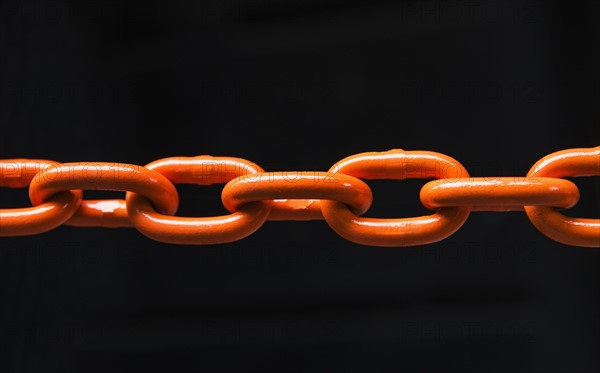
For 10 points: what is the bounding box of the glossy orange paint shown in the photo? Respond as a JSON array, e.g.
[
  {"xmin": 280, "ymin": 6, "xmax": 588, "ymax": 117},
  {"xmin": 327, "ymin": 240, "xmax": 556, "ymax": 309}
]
[
  {"xmin": 0, "ymin": 159, "xmax": 82, "ymax": 236},
  {"xmin": 320, "ymin": 149, "xmax": 471, "ymax": 247},
  {"xmin": 421, "ymin": 177, "xmax": 580, "ymax": 211},
  {"xmin": 126, "ymin": 156, "xmax": 272, "ymax": 244},
  {"xmin": 1, "ymin": 147, "xmax": 597, "ymax": 247},
  {"xmin": 524, "ymin": 146, "xmax": 600, "ymax": 247},
  {"xmin": 67, "ymin": 199, "xmax": 131, "ymax": 228},
  {"xmin": 29, "ymin": 162, "xmax": 179, "ymax": 230},
  {"xmin": 222, "ymin": 171, "xmax": 373, "ymax": 222}
]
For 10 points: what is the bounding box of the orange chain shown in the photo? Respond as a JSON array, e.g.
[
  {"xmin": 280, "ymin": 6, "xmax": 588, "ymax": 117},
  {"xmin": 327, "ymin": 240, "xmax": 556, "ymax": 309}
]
[{"xmin": 1, "ymin": 147, "xmax": 598, "ymax": 247}]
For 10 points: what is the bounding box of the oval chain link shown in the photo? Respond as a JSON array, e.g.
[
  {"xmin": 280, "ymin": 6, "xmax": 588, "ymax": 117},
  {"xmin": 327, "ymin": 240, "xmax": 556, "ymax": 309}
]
[{"xmin": 1, "ymin": 147, "xmax": 597, "ymax": 247}]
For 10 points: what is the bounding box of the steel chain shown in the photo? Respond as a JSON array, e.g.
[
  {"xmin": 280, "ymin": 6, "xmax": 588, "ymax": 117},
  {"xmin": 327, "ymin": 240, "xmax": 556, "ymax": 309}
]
[{"xmin": 1, "ymin": 147, "xmax": 598, "ymax": 247}]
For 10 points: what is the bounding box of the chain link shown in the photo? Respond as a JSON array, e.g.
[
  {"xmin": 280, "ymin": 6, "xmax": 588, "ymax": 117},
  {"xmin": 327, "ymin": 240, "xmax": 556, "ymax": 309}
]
[{"xmin": 1, "ymin": 147, "xmax": 598, "ymax": 247}]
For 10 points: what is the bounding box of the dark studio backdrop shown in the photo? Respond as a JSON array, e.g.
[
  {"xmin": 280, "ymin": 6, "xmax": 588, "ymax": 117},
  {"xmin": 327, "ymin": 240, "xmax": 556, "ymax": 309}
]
[{"xmin": 0, "ymin": 0, "xmax": 599, "ymax": 372}]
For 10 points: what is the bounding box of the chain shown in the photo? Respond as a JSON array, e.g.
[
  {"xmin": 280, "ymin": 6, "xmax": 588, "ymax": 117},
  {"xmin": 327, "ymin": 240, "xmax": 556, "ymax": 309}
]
[{"xmin": 1, "ymin": 147, "xmax": 598, "ymax": 247}]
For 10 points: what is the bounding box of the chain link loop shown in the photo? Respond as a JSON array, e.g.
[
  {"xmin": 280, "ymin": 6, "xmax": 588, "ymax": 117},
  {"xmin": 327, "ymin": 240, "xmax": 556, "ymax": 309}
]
[
  {"xmin": 222, "ymin": 171, "xmax": 373, "ymax": 219},
  {"xmin": 420, "ymin": 177, "xmax": 579, "ymax": 212},
  {"xmin": 28, "ymin": 162, "xmax": 179, "ymax": 218},
  {"xmin": 320, "ymin": 149, "xmax": 471, "ymax": 246},
  {"xmin": 524, "ymin": 146, "xmax": 600, "ymax": 247},
  {"xmin": 0, "ymin": 160, "xmax": 83, "ymax": 236},
  {"xmin": 126, "ymin": 156, "xmax": 272, "ymax": 245},
  {"xmin": 0, "ymin": 147, "xmax": 598, "ymax": 247}
]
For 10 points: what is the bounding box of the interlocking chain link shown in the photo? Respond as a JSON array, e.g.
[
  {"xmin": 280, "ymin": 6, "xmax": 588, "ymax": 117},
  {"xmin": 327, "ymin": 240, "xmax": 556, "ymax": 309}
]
[{"xmin": 1, "ymin": 147, "xmax": 598, "ymax": 247}]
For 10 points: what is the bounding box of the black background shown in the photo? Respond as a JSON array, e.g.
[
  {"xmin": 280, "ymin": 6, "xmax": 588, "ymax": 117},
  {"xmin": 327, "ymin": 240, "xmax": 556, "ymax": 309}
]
[{"xmin": 1, "ymin": 0, "xmax": 599, "ymax": 372}]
